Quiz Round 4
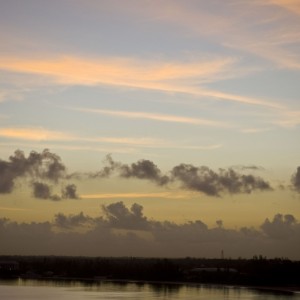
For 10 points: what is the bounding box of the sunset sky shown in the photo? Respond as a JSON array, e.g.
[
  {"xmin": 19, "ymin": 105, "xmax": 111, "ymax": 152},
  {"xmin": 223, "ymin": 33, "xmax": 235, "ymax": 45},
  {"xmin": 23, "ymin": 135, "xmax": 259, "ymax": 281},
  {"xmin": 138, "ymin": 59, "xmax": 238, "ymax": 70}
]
[{"xmin": 0, "ymin": 0, "xmax": 300, "ymax": 258}]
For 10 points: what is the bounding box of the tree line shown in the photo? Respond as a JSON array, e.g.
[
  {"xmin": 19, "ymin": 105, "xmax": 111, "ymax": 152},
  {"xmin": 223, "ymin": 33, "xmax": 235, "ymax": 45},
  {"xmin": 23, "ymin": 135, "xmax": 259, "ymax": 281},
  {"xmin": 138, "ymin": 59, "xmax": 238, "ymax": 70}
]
[{"xmin": 0, "ymin": 255, "xmax": 299, "ymax": 287}]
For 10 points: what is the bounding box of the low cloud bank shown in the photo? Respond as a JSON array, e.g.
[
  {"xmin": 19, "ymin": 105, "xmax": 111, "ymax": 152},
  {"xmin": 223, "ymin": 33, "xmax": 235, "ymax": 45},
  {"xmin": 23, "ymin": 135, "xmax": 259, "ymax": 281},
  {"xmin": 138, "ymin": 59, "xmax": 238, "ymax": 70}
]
[{"xmin": 1, "ymin": 202, "xmax": 299, "ymax": 259}]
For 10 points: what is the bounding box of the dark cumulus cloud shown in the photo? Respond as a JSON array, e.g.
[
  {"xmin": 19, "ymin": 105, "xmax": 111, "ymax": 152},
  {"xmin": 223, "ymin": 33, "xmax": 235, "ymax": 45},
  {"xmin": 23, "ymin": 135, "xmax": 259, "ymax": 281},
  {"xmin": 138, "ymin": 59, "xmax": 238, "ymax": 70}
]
[
  {"xmin": 62, "ymin": 184, "xmax": 79, "ymax": 199},
  {"xmin": 171, "ymin": 164, "xmax": 272, "ymax": 196},
  {"xmin": 0, "ymin": 149, "xmax": 79, "ymax": 200},
  {"xmin": 119, "ymin": 159, "xmax": 169, "ymax": 185},
  {"xmin": 102, "ymin": 201, "xmax": 149, "ymax": 230},
  {"xmin": 261, "ymin": 214, "xmax": 298, "ymax": 239},
  {"xmin": 32, "ymin": 182, "xmax": 79, "ymax": 201},
  {"xmin": 32, "ymin": 182, "xmax": 61, "ymax": 201},
  {"xmin": 291, "ymin": 166, "xmax": 300, "ymax": 192},
  {"xmin": 94, "ymin": 156, "xmax": 272, "ymax": 197},
  {"xmin": 92, "ymin": 155, "xmax": 168, "ymax": 185},
  {"xmin": 55, "ymin": 202, "xmax": 148, "ymax": 230}
]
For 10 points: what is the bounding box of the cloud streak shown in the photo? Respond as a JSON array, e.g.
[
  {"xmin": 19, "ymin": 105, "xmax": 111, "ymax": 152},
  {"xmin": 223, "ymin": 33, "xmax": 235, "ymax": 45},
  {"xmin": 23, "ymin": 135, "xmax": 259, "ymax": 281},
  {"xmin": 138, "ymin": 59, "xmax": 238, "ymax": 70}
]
[
  {"xmin": 0, "ymin": 127, "xmax": 74, "ymax": 141},
  {"xmin": 0, "ymin": 127, "xmax": 220, "ymax": 150},
  {"xmin": 73, "ymin": 107, "xmax": 231, "ymax": 128},
  {"xmin": 266, "ymin": 0, "xmax": 300, "ymax": 15},
  {"xmin": 0, "ymin": 55, "xmax": 234, "ymax": 85},
  {"xmin": 0, "ymin": 127, "xmax": 162, "ymax": 146},
  {"xmin": 139, "ymin": 1, "xmax": 300, "ymax": 70},
  {"xmin": 0, "ymin": 55, "xmax": 283, "ymax": 110}
]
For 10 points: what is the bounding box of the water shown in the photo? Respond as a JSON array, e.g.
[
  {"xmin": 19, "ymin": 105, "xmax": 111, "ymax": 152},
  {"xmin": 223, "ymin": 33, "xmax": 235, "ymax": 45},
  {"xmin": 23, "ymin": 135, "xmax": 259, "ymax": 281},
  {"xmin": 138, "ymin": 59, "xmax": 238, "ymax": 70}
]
[{"xmin": 0, "ymin": 279, "xmax": 299, "ymax": 300}]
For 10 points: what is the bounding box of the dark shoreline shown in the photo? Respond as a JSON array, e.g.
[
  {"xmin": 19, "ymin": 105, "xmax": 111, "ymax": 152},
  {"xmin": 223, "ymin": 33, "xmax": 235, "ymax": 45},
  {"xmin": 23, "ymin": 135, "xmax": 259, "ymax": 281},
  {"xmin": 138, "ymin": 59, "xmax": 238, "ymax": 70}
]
[{"xmin": 1, "ymin": 256, "xmax": 300, "ymax": 294}]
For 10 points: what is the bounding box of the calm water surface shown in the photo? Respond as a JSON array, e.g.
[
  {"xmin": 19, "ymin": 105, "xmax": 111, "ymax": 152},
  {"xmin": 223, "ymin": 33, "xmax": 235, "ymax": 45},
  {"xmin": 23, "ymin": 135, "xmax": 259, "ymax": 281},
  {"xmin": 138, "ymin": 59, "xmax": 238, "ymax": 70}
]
[{"xmin": 0, "ymin": 279, "xmax": 299, "ymax": 300}]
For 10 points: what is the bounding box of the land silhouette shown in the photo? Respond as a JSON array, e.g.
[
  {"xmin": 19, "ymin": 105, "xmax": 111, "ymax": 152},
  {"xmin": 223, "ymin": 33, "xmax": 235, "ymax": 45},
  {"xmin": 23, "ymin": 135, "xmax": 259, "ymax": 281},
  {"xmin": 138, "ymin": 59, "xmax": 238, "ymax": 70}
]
[{"xmin": 1, "ymin": 255, "xmax": 299, "ymax": 291}]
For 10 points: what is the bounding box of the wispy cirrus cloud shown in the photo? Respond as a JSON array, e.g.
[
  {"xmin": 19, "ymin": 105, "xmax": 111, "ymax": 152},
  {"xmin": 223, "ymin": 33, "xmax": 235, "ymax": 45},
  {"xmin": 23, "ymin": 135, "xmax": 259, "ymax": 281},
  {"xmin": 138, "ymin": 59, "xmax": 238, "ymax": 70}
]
[
  {"xmin": 271, "ymin": 110, "xmax": 300, "ymax": 127},
  {"xmin": 72, "ymin": 107, "xmax": 231, "ymax": 128},
  {"xmin": 126, "ymin": 1, "xmax": 300, "ymax": 70},
  {"xmin": 0, "ymin": 55, "xmax": 234, "ymax": 85},
  {"xmin": 266, "ymin": 0, "xmax": 300, "ymax": 15},
  {"xmin": 0, "ymin": 55, "xmax": 283, "ymax": 109},
  {"xmin": 0, "ymin": 127, "xmax": 74, "ymax": 141},
  {"xmin": 0, "ymin": 127, "xmax": 220, "ymax": 151},
  {"xmin": 0, "ymin": 127, "xmax": 158, "ymax": 145},
  {"xmin": 240, "ymin": 127, "xmax": 272, "ymax": 134}
]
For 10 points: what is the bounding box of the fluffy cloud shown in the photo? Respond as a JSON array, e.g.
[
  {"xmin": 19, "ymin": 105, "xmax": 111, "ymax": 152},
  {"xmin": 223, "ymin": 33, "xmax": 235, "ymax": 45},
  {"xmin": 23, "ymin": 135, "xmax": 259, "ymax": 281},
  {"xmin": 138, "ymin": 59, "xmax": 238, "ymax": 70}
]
[
  {"xmin": 171, "ymin": 164, "xmax": 271, "ymax": 196},
  {"xmin": 0, "ymin": 202, "xmax": 299, "ymax": 258},
  {"xmin": 62, "ymin": 184, "xmax": 79, "ymax": 200},
  {"xmin": 261, "ymin": 214, "xmax": 299, "ymax": 239},
  {"xmin": 0, "ymin": 149, "xmax": 65, "ymax": 192},
  {"xmin": 32, "ymin": 182, "xmax": 61, "ymax": 201},
  {"xmin": 291, "ymin": 166, "xmax": 300, "ymax": 192},
  {"xmin": 91, "ymin": 155, "xmax": 168, "ymax": 185},
  {"xmin": 119, "ymin": 160, "xmax": 169, "ymax": 186},
  {"xmin": 102, "ymin": 201, "xmax": 149, "ymax": 230},
  {"xmin": 0, "ymin": 149, "xmax": 79, "ymax": 201}
]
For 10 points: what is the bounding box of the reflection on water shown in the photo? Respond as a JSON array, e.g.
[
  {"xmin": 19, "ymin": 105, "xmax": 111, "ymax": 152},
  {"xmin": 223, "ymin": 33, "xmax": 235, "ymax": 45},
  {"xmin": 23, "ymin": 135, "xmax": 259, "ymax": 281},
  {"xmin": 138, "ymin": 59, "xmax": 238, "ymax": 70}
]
[{"xmin": 0, "ymin": 279, "xmax": 299, "ymax": 300}]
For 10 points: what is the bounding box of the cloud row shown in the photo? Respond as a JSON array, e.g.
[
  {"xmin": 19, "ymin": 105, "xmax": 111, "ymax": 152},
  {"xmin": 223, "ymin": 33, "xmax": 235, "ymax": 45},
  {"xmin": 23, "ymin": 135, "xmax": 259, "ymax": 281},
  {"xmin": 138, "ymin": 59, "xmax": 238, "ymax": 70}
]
[
  {"xmin": 1, "ymin": 201, "xmax": 299, "ymax": 258},
  {"xmin": 90, "ymin": 155, "xmax": 272, "ymax": 197},
  {"xmin": 92, "ymin": 155, "xmax": 300, "ymax": 196},
  {"xmin": 1, "ymin": 149, "xmax": 299, "ymax": 200}
]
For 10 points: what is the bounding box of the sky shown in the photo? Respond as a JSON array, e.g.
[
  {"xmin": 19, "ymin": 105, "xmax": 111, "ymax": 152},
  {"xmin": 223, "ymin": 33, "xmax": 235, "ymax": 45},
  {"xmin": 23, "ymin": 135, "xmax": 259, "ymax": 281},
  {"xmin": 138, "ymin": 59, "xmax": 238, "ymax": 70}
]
[{"xmin": 0, "ymin": 0, "xmax": 300, "ymax": 259}]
